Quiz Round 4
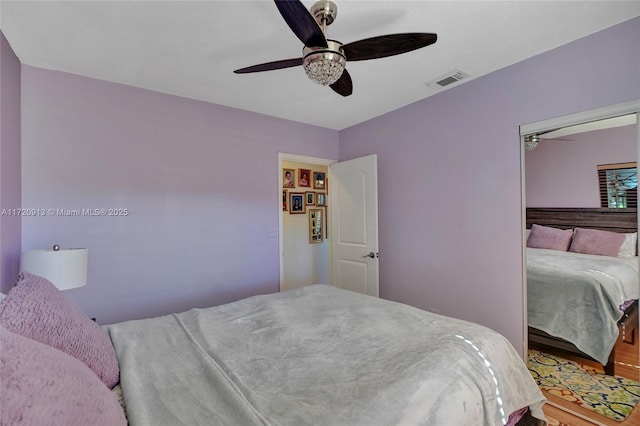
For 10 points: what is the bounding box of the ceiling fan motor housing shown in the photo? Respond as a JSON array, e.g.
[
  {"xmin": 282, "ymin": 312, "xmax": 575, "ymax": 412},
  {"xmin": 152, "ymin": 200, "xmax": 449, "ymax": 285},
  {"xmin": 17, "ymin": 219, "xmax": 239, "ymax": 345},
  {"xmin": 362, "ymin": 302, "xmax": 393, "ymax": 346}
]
[{"xmin": 311, "ymin": 1, "xmax": 338, "ymax": 27}]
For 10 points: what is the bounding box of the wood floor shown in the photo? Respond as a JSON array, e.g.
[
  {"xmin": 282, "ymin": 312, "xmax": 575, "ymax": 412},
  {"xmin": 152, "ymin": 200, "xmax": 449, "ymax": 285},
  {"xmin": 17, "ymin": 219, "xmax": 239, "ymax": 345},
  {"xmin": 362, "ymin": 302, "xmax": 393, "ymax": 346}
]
[
  {"xmin": 531, "ymin": 323, "xmax": 640, "ymax": 426},
  {"xmin": 542, "ymin": 392, "xmax": 640, "ymax": 426}
]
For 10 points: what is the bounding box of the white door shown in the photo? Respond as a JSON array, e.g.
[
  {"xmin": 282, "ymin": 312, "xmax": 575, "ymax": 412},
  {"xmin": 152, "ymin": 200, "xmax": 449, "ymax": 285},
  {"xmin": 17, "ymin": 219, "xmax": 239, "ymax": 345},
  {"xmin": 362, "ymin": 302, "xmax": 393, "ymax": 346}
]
[{"xmin": 329, "ymin": 154, "xmax": 379, "ymax": 297}]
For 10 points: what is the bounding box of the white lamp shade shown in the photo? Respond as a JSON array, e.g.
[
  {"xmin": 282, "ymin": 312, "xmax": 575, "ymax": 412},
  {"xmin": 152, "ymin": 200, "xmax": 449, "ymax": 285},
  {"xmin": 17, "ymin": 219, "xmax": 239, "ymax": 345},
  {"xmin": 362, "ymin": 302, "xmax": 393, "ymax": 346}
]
[{"xmin": 20, "ymin": 248, "xmax": 88, "ymax": 290}]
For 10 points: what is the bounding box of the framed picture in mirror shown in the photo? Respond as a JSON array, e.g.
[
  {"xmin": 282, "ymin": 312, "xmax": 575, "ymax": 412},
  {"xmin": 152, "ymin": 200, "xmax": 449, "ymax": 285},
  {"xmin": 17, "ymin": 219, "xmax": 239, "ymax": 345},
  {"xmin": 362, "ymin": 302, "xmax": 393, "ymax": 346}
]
[{"xmin": 597, "ymin": 162, "xmax": 637, "ymax": 208}]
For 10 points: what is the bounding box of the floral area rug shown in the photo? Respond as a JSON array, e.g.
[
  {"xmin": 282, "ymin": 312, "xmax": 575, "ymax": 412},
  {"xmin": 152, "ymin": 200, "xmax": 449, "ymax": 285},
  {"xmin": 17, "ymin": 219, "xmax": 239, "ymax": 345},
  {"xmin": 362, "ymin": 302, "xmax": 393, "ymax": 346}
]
[{"xmin": 528, "ymin": 350, "xmax": 640, "ymax": 422}]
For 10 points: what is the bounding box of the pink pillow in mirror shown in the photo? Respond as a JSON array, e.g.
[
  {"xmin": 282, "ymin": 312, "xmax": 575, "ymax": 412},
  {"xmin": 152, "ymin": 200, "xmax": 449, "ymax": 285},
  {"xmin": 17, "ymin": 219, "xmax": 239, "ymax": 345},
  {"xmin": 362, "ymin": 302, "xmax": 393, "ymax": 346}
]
[
  {"xmin": 526, "ymin": 224, "xmax": 573, "ymax": 251},
  {"xmin": 569, "ymin": 227, "xmax": 625, "ymax": 257}
]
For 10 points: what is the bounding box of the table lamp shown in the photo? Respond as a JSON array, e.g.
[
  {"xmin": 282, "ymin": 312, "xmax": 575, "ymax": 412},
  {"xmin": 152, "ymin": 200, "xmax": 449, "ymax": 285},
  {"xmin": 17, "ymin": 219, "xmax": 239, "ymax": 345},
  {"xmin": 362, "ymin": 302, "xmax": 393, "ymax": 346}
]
[{"xmin": 20, "ymin": 244, "xmax": 88, "ymax": 290}]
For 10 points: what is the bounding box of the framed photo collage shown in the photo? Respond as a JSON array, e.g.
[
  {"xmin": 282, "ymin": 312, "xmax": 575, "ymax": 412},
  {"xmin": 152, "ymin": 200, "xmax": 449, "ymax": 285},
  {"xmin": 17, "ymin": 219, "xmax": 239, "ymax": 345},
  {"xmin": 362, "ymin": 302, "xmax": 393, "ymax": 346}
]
[{"xmin": 283, "ymin": 168, "xmax": 328, "ymax": 242}]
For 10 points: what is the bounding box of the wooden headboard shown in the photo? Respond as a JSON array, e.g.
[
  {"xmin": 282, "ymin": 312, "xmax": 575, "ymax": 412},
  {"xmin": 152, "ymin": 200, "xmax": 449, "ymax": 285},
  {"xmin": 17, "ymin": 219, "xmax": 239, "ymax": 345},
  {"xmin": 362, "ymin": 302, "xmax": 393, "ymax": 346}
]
[{"xmin": 526, "ymin": 208, "xmax": 638, "ymax": 233}]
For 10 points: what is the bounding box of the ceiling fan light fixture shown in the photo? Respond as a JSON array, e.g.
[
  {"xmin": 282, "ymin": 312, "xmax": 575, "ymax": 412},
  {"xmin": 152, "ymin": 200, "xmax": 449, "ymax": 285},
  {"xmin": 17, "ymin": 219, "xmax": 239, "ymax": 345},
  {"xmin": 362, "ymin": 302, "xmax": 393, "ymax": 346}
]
[
  {"xmin": 524, "ymin": 135, "xmax": 539, "ymax": 151},
  {"xmin": 303, "ymin": 42, "xmax": 346, "ymax": 86}
]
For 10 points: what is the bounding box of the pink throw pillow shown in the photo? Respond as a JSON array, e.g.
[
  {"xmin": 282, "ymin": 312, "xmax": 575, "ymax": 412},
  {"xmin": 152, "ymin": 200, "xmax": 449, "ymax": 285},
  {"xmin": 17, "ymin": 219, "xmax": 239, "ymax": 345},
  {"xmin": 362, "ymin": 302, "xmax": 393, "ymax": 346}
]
[
  {"xmin": 526, "ymin": 224, "xmax": 573, "ymax": 251},
  {"xmin": 569, "ymin": 227, "xmax": 626, "ymax": 257},
  {"xmin": 0, "ymin": 326, "xmax": 127, "ymax": 426},
  {"xmin": 0, "ymin": 272, "xmax": 119, "ymax": 388}
]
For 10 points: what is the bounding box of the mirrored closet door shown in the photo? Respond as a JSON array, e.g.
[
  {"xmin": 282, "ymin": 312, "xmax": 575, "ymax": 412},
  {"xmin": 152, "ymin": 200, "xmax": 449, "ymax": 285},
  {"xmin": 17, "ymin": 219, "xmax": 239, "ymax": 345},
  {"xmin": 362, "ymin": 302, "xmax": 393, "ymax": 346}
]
[{"xmin": 522, "ymin": 104, "xmax": 639, "ymax": 425}]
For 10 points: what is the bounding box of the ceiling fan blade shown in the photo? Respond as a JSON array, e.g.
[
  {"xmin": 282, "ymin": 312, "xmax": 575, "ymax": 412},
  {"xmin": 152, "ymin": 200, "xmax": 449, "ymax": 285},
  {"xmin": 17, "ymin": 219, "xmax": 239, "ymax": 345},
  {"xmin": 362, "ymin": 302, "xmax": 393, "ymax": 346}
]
[
  {"xmin": 343, "ymin": 33, "xmax": 437, "ymax": 61},
  {"xmin": 234, "ymin": 57, "xmax": 303, "ymax": 74},
  {"xmin": 330, "ymin": 69, "xmax": 353, "ymax": 97},
  {"xmin": 274, "ymin": 0, "xmax": 328, "ymax": 48}
]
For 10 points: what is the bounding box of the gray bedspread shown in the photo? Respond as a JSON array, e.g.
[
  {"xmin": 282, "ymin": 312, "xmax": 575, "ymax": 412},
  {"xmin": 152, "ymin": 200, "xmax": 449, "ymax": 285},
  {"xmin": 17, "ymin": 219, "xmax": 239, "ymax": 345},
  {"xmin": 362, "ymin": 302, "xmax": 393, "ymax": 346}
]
[
  {"xmin": 527, "ymin": 248, "xmax": 639, "ymax": 365},
  {"xmin": 107, "ymin": 284, "xmax": 545, "ymax": 426}
]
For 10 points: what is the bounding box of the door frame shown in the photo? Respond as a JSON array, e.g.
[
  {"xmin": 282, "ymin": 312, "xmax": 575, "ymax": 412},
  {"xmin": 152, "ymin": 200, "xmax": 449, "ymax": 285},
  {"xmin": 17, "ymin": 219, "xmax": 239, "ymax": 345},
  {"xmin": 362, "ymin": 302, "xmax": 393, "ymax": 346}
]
[
  {"xmin": 519, "ymin": 99, "xmax": 640, "ymax": 357},
  {"xmin": 278, "ymin": 153, "xmax": 337, "ymax": 291}
]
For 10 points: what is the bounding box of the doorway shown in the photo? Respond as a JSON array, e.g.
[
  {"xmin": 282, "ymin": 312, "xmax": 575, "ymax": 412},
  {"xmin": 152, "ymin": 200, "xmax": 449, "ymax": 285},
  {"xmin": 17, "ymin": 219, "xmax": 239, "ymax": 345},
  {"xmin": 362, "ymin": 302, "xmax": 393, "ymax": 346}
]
[{"xmin": 278, "ymin": 153, "xmax": 335, "ymax": 292}]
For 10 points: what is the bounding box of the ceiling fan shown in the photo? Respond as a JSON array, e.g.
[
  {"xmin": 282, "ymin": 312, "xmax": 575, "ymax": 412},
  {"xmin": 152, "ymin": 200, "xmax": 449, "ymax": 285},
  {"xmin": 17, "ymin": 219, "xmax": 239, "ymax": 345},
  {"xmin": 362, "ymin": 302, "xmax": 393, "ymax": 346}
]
[
  {"xmin": 233, "ymin": 0, "xmax": 437, "ymax": 97},
  {"xmin": 524, "ymin": 132, "xmax": 574, "ymax": 151}
]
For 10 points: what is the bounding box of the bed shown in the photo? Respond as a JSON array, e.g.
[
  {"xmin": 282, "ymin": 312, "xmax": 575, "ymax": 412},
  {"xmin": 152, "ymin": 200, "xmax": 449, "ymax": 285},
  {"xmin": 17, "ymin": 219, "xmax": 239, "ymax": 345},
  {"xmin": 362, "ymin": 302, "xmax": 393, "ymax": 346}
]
[
  {"xmin": 526, "ymin": 207, "xmax": 639, "ymax": 375},
  {"xmin": 0, "ymin": 272, "xmax": 546, "ymax": 426}
]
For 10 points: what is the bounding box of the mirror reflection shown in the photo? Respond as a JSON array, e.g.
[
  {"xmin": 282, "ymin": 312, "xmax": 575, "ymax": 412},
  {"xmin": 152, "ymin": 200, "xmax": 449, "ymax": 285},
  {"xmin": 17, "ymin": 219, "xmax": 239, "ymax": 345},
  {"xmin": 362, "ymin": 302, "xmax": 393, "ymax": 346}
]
[{"xmin": 524, "ymin": 113, "xmax": 639, "ymax": 423}]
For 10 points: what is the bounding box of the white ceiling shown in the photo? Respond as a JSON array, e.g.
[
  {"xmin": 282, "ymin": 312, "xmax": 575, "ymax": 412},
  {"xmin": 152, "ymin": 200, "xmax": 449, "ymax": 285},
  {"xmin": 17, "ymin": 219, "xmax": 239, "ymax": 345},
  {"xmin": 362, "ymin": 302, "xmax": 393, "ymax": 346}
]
[{"xmin": 2, "ymin": 1, "xmax": 639, "ymax": 130}]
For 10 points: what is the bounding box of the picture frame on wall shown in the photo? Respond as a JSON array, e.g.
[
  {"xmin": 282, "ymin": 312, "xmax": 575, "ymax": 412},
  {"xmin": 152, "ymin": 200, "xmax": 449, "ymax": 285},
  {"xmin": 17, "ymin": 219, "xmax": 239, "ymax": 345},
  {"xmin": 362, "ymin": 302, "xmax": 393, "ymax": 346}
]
[
  {"xmin": 313, "ymin": 171, "xmax": 326, "ymax": 190},
  {"xmin": 316, "ymin": 193, "xmax": 325, "ymax": 207},
  {"xmin": 305, "ymin": 191, "xmax": 315, "ymax": 206},
  {"xmin": 308, "ymin": 208, "xmax": 323, "ymax": 243},
  {"xmin": 289, "ymin": 192, "xmax": 305, "ymax": 214},
  {"xmin": 298, "ymin": 169, "xmax": 311, "ymax": 187},
  {"xmin": 282, "ymin": 191, "xmax": 287, "ymax": 211},
  {"xmin": 325, "ymin": 206, "xmax": 329, "ymax": 239},
  {"xmin": 283, "ymin": 168, "xmax": 295, "ymax": 188}
]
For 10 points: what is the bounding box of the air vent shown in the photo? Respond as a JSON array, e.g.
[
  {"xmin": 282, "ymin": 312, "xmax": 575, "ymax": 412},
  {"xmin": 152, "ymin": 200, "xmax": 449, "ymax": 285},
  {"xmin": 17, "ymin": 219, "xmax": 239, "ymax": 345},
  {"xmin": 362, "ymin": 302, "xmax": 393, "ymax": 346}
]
[{"xmin": 426, "ymin": 69, "xmax": 470, "ymax": 90}]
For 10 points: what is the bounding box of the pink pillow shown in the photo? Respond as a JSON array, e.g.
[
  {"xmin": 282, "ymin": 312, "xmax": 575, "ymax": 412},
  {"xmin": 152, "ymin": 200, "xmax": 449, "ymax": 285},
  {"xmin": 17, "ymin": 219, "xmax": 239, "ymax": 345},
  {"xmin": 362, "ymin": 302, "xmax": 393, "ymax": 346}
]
[
  {"xmin": 569, "ymin": 227, "xmax": 626, "ymax": 257},
  {"xmin": 0, "ymin": 272, "xmax": 119, "ymax": 388},
  {"xmin": 0, "ymin": 326, "xmax": 127, "ymax": 426},
  {"xmin": 526, "ymin": 224, "xmax": 573, "ymax": 251}
]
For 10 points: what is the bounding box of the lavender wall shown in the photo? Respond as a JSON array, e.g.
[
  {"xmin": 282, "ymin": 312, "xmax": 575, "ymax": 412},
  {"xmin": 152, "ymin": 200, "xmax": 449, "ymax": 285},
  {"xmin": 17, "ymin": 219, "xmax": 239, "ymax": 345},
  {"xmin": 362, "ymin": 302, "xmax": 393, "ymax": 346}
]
[
  {"xmin": 526, "ymin": 124, "xmax": 637, "ymax": 207},
  {"xmin": 0, "ymin": 31, "xmax": 21, "ymax": 293},
  {"xmin": 339, "ymin": 18, "xmax": 640, "ymax": 353},
  {"xmin": 15, "ymin": 18, "xmax": 640, "ymax": 352},
  {"xmin": 21, "ymin": 66, "xmax": 339, "ymax": 324}
]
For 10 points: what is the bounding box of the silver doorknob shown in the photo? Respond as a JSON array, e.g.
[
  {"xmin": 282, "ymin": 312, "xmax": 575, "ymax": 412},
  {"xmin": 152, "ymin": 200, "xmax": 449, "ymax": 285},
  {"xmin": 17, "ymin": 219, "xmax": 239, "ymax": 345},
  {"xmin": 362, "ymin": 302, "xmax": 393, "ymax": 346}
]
[{"xmin": 362, "ymin": 252, "xmax": 376, "ymax": 259}]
